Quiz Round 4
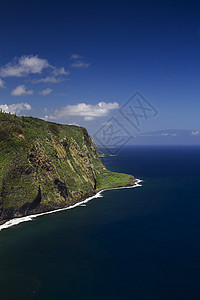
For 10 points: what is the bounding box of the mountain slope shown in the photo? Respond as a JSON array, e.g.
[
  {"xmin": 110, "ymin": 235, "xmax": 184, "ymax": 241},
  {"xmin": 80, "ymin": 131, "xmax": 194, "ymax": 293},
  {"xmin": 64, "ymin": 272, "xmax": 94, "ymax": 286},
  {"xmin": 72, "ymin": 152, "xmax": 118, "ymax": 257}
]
[{"xmin": 0, "ymin": 112, "xmax": 135, "ymax": 221}]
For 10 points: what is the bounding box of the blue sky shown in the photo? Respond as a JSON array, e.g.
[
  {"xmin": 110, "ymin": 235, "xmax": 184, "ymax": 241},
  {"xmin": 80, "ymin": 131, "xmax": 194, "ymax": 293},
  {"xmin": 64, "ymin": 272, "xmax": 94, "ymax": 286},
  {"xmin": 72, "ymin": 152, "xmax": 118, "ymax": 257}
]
[{"xmin": 0, "ymin": 0, "xmax": 200, "ymax": 139}]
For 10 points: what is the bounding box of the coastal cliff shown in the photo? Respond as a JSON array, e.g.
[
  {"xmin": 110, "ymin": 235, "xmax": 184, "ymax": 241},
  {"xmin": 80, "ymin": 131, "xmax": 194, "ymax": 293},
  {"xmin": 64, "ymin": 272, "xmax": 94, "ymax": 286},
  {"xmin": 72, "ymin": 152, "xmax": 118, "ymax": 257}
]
[{"xmin": 0, "ymin": 112, "xmax": 135, "ymax": 222}]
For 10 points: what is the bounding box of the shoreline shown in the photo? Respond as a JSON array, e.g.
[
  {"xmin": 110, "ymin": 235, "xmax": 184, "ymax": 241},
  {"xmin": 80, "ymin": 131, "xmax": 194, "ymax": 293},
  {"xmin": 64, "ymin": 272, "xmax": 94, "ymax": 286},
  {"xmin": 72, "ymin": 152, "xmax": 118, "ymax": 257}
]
[{"xmin": 0, "ymin": 178, "xmax": 142, "ymax": 232}]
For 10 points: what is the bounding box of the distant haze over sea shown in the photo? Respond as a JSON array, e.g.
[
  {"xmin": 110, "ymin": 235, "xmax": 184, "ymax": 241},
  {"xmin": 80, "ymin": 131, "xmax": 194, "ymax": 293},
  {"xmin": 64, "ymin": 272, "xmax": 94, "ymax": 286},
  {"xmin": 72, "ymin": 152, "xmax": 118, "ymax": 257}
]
[
  {"xmin": 96, "ymin": 129, "xmax": 200, "ymax": 147},
  {"xmin": 131, "ymin": 129, "xmax": 200, "ymax": 145}
]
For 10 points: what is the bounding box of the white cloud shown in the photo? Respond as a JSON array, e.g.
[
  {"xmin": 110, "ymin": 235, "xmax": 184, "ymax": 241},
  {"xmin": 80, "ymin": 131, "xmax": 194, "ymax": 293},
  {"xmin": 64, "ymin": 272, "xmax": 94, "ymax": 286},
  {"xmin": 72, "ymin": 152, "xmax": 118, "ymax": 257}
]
[
  {"xmin": 35, "ymin": 76, "xmax": 65, "ymax": 83},
  {"xmin": 39, "ymin": 88, "xmax": 52, "ymax": 96},
  {"xmin": 191, "ymin": 130, "xmax": 200, "ymax": 136},
  {"xmin": 70, "ymin": 54, "xmax": 83, "ymax": 60},
  {"xmin": 70, "ymin": 54, "xmax": 90, "ymax": 68},
  {"xmin": 71, "ymin": 61, "xmax": 90, "ymax": 68},
  {"xmin": 0, "ymin": 79, "xmax": 6, "ymax": 88},
  {"xmin": 84, "ymin": 116, "xmax": 94, "ymax": 121},
  {"xmin": 11, "ymin": 85, "xmax": 33, "ymax": 96},
  {"xmin": 46, "ymin": 101, "xmax": 119, "ymax": 121},
  {"xmin": 35, "ymin": 67, "xmax": 69, "ymax": 83},
  {"xmin": 0, "ymin": 55, "xmax": 50, "ymax": 77},
  {"xmin": 67, "ymin": 122, "xmax": 80, "ymax": 126},
  {"xmin": 0, "ymin": 102, "xmax": 32, "ymax": 114},
  {"xmin": 53, "ymin": 67, "xmax": 70, "ymax": 76}
]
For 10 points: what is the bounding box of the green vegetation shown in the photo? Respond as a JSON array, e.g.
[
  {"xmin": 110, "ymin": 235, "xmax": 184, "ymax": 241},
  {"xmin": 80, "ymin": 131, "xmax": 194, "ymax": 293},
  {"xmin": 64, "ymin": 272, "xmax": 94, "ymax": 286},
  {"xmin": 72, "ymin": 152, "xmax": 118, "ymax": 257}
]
[
  {"xmin": 96, "ymin": 170, "xmax": 135, "ymax": 190},
  {"xmin": 0, "ymin": 111, "xmax": 135, "ymax": 221}
]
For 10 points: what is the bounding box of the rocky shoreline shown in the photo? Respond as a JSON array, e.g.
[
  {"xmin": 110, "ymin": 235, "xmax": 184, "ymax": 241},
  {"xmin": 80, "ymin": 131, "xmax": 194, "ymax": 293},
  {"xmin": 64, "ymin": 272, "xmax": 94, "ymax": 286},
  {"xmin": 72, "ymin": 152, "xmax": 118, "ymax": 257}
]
[{"xmin": 0, "ymin": 179, "xmax": 141, "ymax": 230}]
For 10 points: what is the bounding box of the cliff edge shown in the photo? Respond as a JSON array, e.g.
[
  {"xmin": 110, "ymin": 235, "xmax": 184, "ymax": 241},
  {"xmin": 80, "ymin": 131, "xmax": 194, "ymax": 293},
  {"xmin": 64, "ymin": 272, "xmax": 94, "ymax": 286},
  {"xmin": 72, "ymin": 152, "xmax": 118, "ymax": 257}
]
[{"xmin": 0, "ymin": 112, "xmax": 135, "ymax": 222}]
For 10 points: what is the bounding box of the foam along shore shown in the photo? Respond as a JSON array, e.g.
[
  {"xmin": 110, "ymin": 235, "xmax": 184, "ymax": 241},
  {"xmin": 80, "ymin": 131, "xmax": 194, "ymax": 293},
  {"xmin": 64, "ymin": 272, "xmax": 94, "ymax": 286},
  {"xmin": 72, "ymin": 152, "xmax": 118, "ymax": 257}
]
[{"xmin": 0, "ymin": 179, "xmax": 142, "ymax": 232}]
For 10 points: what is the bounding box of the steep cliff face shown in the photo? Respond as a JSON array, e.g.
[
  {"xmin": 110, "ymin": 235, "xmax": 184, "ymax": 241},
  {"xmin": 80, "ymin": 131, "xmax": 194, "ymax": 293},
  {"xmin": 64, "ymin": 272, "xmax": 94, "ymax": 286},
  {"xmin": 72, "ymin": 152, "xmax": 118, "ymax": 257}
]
[{"xmin": 0, "ymin": 112, "xmax": 135, "ymax": 221}]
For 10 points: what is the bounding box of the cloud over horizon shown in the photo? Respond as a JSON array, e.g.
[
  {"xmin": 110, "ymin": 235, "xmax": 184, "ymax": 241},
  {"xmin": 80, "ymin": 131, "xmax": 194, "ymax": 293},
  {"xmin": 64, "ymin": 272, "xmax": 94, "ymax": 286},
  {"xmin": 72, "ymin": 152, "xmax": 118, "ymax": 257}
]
[{"xmin": 45, "ymin": 101, "xmax": 119, "ymax": 121}]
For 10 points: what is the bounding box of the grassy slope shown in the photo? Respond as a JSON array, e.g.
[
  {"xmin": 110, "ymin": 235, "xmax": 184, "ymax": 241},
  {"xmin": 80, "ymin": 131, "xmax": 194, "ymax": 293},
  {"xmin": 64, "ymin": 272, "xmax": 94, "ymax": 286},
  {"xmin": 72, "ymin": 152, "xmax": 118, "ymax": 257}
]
[
  {"xmin": 0, "ymin": 112, "xmax": 135, "ymax": 220},
  {"xmin": 96, "ymin": 170, "xmax": 135, "ymax": 190}
]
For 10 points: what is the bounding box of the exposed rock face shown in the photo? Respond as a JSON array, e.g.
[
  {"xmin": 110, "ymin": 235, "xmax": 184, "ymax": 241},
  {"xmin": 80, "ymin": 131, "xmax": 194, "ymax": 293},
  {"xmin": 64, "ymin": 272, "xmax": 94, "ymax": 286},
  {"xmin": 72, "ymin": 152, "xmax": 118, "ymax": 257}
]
[{"xmin": 0, "ymin": 112, "xmax": 135, "ymax": 221}]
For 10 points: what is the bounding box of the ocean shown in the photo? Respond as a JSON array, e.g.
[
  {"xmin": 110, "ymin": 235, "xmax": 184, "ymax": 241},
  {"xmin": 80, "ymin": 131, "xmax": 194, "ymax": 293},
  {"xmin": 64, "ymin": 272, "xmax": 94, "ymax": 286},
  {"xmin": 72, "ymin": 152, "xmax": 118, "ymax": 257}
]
[{"xmin": 0, "ymin": 145, "xmax": 200, "ymax": 299}]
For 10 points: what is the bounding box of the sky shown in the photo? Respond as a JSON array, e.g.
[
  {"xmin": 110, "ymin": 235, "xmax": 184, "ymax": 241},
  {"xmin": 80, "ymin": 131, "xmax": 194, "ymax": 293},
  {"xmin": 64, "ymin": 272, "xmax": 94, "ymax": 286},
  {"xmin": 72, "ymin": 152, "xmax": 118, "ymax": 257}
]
[{"xmin": 0, "ymin": 0, "xmax": 200, "ymax": 143}]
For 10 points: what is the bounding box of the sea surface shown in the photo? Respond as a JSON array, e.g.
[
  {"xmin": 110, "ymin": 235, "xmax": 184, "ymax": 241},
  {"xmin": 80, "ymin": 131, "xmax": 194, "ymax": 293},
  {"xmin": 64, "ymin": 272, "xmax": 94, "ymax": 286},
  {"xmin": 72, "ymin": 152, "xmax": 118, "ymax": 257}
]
[{"xmin": 1, "ymin": 145, "xmax": 200, "ymax": 299}]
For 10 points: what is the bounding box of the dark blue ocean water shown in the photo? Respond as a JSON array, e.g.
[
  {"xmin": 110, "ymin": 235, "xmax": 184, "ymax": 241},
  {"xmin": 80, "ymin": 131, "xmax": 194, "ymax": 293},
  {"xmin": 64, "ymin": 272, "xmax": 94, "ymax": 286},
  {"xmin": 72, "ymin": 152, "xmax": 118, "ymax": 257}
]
[{"xmin": 1, "ymin": 145, "xmax": 200, "ymax": 300}]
